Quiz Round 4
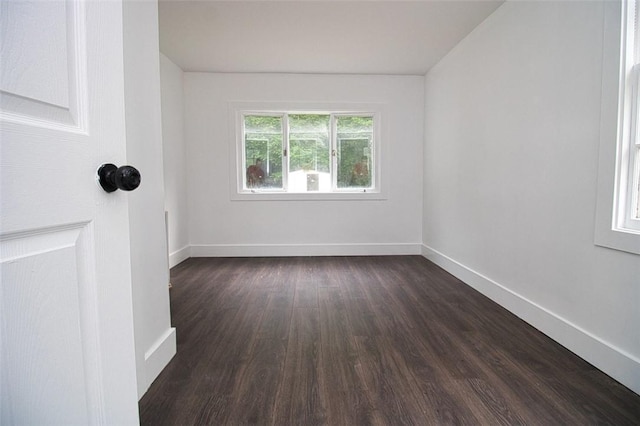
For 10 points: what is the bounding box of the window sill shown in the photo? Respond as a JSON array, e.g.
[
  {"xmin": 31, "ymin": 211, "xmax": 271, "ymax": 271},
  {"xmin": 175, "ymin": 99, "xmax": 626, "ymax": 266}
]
[
  {"xmin": 594, "ymin": 226, "xmax": 640, "ymax": 255},
  {"xmin": 230, "ymin": 190, "xmax": 387, "ymax": 201}
]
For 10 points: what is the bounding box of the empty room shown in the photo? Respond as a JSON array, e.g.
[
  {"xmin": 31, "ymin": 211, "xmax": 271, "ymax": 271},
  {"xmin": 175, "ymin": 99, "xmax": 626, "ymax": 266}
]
[
  {"xmin": 2, "ymin": 0, "xmax": 639, "ymax": 424},
  {"xmin": 143, "ymin": 0, "xmax": 640, "ymax": 423}
]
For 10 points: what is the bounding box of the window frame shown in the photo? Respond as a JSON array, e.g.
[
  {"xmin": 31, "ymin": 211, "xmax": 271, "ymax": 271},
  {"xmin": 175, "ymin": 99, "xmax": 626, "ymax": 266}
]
[
  {"xmin": 595, "ymin": 0, "xmax": 640, "ymax": 255},
  {"xmin": 229, "ymin": 101, "xmax": 387, "ymax": 201},
  {"xmin": 625, "ymin": 65, "xmax": 640, "ymax": 230}
]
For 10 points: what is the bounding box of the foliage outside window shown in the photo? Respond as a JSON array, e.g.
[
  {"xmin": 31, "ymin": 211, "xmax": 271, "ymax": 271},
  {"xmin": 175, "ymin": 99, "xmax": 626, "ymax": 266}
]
[{"xmin": 241, "ymin": 112, "xmax": 376, "ymax": 193}]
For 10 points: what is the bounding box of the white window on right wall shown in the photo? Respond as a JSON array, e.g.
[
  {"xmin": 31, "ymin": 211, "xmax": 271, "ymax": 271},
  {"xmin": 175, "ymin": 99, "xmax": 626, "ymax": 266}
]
[
  {"xmin": 620, "ymin": 1, "xmax": 640, "ymax": 231},
  {"xmin": 595, "ymin": 0, "xmax": 640, "ymax": 254}
]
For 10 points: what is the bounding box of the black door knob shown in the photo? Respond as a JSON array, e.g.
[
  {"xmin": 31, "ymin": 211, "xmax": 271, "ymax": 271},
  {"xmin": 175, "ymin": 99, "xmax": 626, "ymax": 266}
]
[{"xmin": 98, "ymin": 163, "xmax": 141, "ymax": 193}]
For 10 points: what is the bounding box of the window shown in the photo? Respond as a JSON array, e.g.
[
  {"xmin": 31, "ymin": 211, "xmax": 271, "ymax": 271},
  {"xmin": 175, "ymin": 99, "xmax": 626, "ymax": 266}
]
[
  {"xmin": 595, "ymin": 0, "xmax": 640, "ymax": 254},
  {"xmin": 236, "ymin": 110, "xmax": 379, "ymax": 197},
  {"xmin": 619, "ymin": 0, "xmax": 640, "ymax": 232}
]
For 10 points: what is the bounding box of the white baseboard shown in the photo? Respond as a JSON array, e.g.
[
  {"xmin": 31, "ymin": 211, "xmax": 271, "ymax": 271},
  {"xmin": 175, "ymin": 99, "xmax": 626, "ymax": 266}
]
[
  {"xmin": 421, "ymin": 244, "xmax": 640, "ymax": 396},
  {"xmin": 169, "ymin": 245, "xmax": 191, "ymax": 268},
  {"xmin": 143, "ymin": 327, "xmax": 176, "ymax": 392},
  {"xmin": 190, "ymin": 243, "xmax": 422, "ymax": 257}
]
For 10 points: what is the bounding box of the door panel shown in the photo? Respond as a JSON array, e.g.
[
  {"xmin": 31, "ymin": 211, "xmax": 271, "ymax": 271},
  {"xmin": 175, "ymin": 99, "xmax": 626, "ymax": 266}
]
[
  {"xmin": 1, "ymin": 224, "xmax": 96, "ymax": 425},
  {"xmin": 0, "ymin": 0, "xmax": 85, "ymax": 129}
]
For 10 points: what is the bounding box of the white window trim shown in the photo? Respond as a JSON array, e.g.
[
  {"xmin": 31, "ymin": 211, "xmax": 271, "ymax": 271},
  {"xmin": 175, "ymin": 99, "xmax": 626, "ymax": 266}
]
[
  {"xmin": 595, "ymin": 0, "xmax": 640, "ymax": 255},
  {"xmin": 228, "ymin": 101, "xmax": 388, "ymax": 201}
]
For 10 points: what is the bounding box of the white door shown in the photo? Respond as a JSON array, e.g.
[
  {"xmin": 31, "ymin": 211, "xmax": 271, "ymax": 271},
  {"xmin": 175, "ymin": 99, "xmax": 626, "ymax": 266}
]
[{"xmin": 1, "ymin": 0, "xmax": 139, "ymax": 424}]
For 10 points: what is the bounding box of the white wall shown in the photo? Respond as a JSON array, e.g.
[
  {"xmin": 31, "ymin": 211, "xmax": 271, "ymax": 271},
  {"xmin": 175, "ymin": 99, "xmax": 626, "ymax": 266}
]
[
  {"xmin": 184, "ymin": 73, "xmax": 424, "ymax": 256},
  {"xmin": 123, "ymin": 1, "xmax": 176, "ymax": 399},
  {"xmin": 423, "ymin": 1, "xmax": 640, "ymax": 394},
  {"xmin": 160, "ymin": 54, "xmax": 189, "ymax": 267}
]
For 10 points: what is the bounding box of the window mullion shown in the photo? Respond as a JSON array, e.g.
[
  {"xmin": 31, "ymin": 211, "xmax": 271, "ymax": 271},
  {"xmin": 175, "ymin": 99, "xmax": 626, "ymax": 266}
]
[
  {"xmin": 330, "ymin": 114, "xmax": 337, "ymax": 191},
  {"xmin": 282, "ymin": 113, "xmax": 289, "ymax": 192}
]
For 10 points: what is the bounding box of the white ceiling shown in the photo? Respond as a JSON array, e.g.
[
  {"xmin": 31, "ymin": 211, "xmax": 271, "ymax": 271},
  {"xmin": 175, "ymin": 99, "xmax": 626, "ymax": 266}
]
[{"xmin": 158, "ymin": 0, "xmax": 504, "ymax": 76}]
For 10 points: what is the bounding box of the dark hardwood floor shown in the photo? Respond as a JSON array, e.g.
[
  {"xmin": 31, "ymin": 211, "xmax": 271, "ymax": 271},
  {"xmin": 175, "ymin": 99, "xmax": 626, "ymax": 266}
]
[{"xmin": 139, "ymin": 256, "xmax": 640, "ymax": 425}]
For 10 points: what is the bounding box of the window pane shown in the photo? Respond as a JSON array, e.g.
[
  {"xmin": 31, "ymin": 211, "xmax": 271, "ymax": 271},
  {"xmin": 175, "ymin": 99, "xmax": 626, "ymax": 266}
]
[
  {"xmin": 289, "ymin": 114, "xmax": 330, "ymax": 192},
  {"xmin": 244, "ymin": 115, "xmax": 283, "ymax": 189},
  {"xmin": 336, "ymin": 116, "xmax": 373, "ymax": 189}
]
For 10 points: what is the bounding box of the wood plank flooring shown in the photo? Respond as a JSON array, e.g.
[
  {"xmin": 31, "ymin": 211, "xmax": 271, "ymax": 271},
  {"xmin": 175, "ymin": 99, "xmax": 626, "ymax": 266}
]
[{"xmin": 139, "ymin": 256, "xmax": 640, "ymax": 425}]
